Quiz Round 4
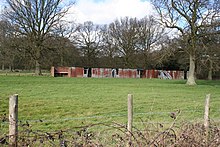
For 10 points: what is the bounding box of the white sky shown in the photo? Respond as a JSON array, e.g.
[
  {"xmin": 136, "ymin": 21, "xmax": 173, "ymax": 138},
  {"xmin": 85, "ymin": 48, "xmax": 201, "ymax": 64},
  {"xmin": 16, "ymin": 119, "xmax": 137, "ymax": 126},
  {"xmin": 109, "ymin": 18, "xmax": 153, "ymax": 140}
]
[
  {"xmin": 0, "ymin": 1, "xmax": 6, "ymax": 13},
  {"xmin": 66, "ymin": 0, "xmax": 155, "ymax": 24},
  {"xmin": 0, "ymin": 0, "xmax": 155, "ymax": 25}
]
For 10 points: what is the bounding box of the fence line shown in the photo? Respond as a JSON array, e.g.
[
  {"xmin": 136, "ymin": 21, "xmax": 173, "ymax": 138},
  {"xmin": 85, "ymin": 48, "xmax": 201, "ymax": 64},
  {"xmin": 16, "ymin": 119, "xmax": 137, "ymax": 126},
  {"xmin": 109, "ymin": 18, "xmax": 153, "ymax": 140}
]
[
  {"xmin": 1, "ymin": 94, "xmax": 219, "ymax": 146},
  {"xmin": 1, "ymin": 95, "xmax": 218, "ymax": 127},
  {"xmin": 0, "ymin": 109, "xmax": 215, "ymax": 125}
]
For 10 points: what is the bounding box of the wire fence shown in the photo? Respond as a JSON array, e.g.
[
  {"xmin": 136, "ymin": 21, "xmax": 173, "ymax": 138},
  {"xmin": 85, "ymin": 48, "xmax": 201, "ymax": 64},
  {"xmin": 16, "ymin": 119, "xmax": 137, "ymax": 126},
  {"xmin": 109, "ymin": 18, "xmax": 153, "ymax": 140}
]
[
  {"xmin": 1, "ymin": 104, "xmax": 220, "ymax": 126},
  {"xmin": 0, "ymin": 110, "xmax": 214, "ymax": 123},
  {"xmin": 0, "ymin": 109, "xmax": 213, "ymax": 125},
  {"xmin": 1, "ymin": 94, "xmax": 220, "ymax": 146},
  {"xmin": 1, "ymin": 112, "xmax": 220, "ymax": 146}
]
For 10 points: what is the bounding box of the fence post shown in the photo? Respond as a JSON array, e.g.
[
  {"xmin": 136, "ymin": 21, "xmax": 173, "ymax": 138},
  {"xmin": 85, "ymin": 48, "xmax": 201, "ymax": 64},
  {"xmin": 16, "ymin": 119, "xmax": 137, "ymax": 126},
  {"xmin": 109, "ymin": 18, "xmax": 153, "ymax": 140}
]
[
  {"xmin": 204, "ymin": 94, "xmax": 210, "ymax": 144},
  {"xmin": 127, "ymin": 94, "xmax": 133, "ymax": 135},
  {"xmin": 51, "ymin": 66, "xmax": 55, "ymax": 77},
  {"xmin": 9, "ymin": 94, "xmax": 18, "ymax": 147}
]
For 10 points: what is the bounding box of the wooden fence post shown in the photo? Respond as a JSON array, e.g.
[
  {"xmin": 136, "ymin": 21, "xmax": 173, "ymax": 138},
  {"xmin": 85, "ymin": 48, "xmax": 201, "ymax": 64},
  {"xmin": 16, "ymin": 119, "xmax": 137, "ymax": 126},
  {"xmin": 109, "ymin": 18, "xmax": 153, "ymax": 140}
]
[
  {"xmin": 127, "ymin": 94, "xmax": 133, "ymax": 134},
  {"xmin": 204, "ymin": 94, "xmax": 210, "ymax": 128},
  {"xmin": 204, "ymin": 94, "xmax": 210, "ymax": 144},
  {"xmin": 127, "ymin": 94, "xmax": 133, "ymax": 147},
  {"xmin": 51, "ymin": 66, "xmax": 55, "ymax": 77},
  {"xmin": 9, "ymin": 94, "xmax": 18, "ymax": 147}
]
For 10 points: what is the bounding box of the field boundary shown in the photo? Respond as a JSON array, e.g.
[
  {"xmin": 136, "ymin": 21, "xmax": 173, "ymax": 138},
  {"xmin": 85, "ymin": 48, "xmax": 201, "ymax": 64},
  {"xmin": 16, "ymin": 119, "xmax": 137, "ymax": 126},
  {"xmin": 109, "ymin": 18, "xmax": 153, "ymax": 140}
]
[{"xmin": 1, "ymin": 93, "xmax": 217, "ymax": 146}]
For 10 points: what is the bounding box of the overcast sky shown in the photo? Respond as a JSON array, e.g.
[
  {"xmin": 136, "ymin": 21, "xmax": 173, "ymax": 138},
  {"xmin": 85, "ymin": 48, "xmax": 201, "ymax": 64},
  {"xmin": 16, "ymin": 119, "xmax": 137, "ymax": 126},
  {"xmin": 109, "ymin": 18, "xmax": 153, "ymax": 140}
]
[
  {"xmin": 67, "ymin": 0, "xmax": 155, "ymax": 24},
  {"xmin": 0, "ymin": 0, "xmax": 155, "ymax": 25}
]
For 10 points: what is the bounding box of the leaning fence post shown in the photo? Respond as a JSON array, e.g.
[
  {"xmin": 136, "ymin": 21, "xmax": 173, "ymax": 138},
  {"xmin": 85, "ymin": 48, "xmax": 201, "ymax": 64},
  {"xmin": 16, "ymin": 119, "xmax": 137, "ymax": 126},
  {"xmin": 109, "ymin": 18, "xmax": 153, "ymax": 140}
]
[
  {"xmin": 204, "ymin": 94, "xmax": 210, "ymax": 144},
  {"xmin": 9, "ymin": 94, "xmax": 18, "ymax": 147},
  {"xmin": 127, "ymin": 94, "xmax": 133, "ymax": 138}
]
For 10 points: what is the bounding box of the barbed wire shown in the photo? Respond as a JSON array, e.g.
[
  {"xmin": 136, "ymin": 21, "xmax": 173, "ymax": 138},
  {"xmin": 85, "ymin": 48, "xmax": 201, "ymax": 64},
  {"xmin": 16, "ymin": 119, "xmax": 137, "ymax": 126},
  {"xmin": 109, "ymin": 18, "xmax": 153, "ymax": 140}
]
[
  {"xmin": 1, "ymin": 109, "xmax": 218, "ymax": 126},
  {"xmin": 1, "ymin": 117, "xmax": 220, "ymax": 146}
]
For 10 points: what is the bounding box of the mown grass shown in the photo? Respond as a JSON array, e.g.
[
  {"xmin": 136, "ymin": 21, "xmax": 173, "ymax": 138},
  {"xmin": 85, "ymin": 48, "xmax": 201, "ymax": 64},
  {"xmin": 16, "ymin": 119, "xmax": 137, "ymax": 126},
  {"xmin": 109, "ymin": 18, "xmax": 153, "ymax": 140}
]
[{"xmin": 0, "ymin": 75, "xmax": 220, "ymax": 132}]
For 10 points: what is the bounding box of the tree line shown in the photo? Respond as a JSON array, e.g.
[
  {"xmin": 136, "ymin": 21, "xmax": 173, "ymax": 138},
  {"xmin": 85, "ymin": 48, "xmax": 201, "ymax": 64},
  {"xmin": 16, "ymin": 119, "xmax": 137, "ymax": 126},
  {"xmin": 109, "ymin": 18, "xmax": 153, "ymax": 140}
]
[{"xmin": 0, "ymin": 0, "xmax": 219, "ymax": 84}]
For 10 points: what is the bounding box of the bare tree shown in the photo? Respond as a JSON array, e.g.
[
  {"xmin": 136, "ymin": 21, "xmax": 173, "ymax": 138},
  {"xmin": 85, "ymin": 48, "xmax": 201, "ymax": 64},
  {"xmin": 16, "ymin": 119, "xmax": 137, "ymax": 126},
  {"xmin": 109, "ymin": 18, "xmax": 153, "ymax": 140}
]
[
  {"xmin": 136, "ymin": 16, "xmax": 166, "ymax": 68},
  {"xmin": 198, "ymin": 20, "xmax": 220, "ymax": 80},
  {"xmin": 0, "ymin": 20, "xmax": 9, "ymax": 70},
  {"xmin": 4, "ymin": 0, "xmax": 74, "ymax": 75},
  {"xmin": 108, "ymin": 17, "xmax": 139, "ymax": 68},
  {"xmin": 52, "ymin": 20, "xmax": 77, "ymax": 66},
  {"xmin": 99, "ymin": 24, "xmax": 119, "ymax": 67},
  {"xmin": 73, "ymin": 21, "xmax": 102, "ymax": 67},
  {"xmin": 151, "ymin": 0, "xmax": 220, "ymax": 85},
  {"xmin": 0, "ymin": 19, "xmax": 17, "ymax": 70}
]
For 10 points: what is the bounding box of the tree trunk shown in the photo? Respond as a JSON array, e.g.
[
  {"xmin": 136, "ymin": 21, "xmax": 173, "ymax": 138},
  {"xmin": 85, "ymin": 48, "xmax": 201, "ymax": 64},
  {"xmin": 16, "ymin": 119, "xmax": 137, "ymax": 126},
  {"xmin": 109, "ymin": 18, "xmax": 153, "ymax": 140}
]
[
  {"xmin": 35, "ymin": 45, "xmax": 42, "ymax": 75},
  {"xmin": 208, "ymin": 59, "xmax": 213, "ymax": 80},
  {"xmin": 9, "ymin": 65, "xmax": 12, "ymax": 71},
  {"xmin": 35, "ymin": 60, "xmax": 42, "ymax": 75},
  {"xmin": 1, "ymin": 64, "xmax": 4, "ymax": 70},
  {"xmin": 186, "ymin": 54, "xmax": 196, "ymax": 85}
]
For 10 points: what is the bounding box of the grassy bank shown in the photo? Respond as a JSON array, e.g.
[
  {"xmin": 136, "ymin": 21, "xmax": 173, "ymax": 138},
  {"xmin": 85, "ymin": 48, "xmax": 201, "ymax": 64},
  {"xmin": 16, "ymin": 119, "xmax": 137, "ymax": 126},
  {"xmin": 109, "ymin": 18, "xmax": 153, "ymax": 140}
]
[{"xmin": 0, "ymin": 75, "xmax": 219, "ymax": 131}]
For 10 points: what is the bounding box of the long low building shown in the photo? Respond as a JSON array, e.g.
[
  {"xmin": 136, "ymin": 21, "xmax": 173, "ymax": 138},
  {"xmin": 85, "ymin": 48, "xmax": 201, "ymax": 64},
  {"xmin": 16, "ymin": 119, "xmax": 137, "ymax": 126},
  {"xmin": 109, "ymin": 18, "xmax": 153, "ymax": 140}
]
[{"xmin": 51, "ymin": 66, "xmax": 184, "ymax": 79}]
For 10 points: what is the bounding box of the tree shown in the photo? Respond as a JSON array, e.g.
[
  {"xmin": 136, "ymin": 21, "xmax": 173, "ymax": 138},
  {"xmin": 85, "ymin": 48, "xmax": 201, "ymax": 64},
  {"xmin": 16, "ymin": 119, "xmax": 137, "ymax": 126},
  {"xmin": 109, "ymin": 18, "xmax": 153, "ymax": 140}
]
[
  {"xmin": 0, "ymin": 19, "xmax": 17, "ymax": 70},
  {"xmin": 99, "ymin": 24, "xmax": 120, "ymax": 68},
  {"xmin": 0, "ymin": 20, "xmax": 9, "ymax": 70},
  {"xmin": 52, "ymin": 20, "xmax": 77, "ymax": 66},
  {"xmin": 155, "ymin": 37, "xmax": 188, "ymax": 71},
  {"xmin": 4, "ymin": 0, "xmax": 73, "ymax": 75},
  {"xmin": 151, "ymin": 0, "xmax": 220, "ymax": 85},
  {"xmin": 108, "ymin": 17, "xmax": 139, "ymax": 68},
  {"xmin": 73, "ymin": 21, "xmax": 102, "ymax": 67},
  {"xmin": 198, "ymin": 21, "xmax": 220, "ymax": 80},
  {"xmin": 136, "ymin": 16, "xmax": 166, "ymax": 69}
]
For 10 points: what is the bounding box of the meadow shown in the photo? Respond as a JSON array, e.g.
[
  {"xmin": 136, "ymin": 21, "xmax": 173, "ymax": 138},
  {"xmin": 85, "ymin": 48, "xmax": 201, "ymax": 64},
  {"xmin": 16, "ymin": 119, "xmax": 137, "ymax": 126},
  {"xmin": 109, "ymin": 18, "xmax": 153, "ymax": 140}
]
[{"xmin": 0, "ymin": 75, "xmax": 219, "ymax": 132}]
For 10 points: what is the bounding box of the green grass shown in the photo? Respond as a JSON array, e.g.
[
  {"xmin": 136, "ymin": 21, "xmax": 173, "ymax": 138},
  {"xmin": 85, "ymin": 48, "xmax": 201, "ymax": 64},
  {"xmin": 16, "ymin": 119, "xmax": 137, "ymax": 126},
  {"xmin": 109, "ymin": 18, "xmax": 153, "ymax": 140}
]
[{"xmin": 0, "ymin": 75, "xmax": 220, "ymax": 131}]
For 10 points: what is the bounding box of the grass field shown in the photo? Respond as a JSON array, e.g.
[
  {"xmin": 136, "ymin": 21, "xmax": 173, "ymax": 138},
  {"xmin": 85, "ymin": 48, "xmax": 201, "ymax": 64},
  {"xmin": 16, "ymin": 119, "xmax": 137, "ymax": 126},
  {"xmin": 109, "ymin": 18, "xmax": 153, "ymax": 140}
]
[{"xmin": 0, "ymin": 75, "xmax": 220, "ymax": 132}]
